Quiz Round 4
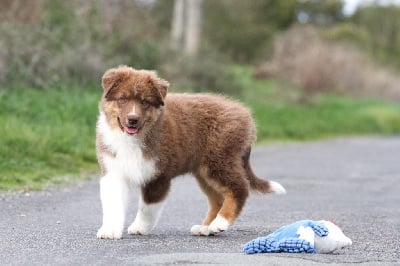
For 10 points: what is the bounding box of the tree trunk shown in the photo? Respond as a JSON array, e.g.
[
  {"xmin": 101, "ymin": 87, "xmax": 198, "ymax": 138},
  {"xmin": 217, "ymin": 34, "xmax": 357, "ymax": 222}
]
[
  {"xmin": 184, "ymin": 0, "xmax": 202, "ymax": 55},
  {"xmin": 170, "ymin": 0, "xmax": 202, "ymax": 56},
  {"xmin": 170, "ymin": 0, "xmax": 184, "ymax": 50}
]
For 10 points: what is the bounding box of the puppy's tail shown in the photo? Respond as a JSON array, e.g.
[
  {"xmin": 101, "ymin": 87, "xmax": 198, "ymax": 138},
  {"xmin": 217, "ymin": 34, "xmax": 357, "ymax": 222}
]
[{"xmin": 243, "ymin": 148, "xmax": 286, "ymax": 195}]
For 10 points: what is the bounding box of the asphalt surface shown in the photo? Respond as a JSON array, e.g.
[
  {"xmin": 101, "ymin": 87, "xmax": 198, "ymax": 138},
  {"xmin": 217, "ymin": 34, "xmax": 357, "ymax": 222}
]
[{"xmin": 1, "ymin": 136, "xmax": 399, "ymax": 265}]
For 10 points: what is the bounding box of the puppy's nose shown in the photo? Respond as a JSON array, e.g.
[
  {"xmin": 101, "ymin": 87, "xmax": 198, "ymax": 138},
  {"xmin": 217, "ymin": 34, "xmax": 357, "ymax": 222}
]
[{"xmin": 127, "ymin": 115, "xmax": 139, "ymax": 126}]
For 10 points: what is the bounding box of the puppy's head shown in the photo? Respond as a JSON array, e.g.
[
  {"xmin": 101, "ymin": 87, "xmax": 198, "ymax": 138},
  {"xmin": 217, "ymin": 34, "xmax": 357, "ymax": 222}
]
[{"xmin": 100, "ymin": 66, "xmax": 169, "ymax": 136}]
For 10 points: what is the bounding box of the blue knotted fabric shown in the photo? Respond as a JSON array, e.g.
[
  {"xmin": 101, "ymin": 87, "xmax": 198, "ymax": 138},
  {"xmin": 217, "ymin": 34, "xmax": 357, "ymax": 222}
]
[{"xmin": 243, "ymin": 220, "xmax": 329, "ymax": 254}]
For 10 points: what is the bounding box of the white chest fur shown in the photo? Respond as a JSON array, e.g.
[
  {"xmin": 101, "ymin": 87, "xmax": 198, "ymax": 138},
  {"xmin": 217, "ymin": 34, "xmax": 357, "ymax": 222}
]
[{"xmin": 97, "ymin": 112, "xmax": 157, "ymax": 186}]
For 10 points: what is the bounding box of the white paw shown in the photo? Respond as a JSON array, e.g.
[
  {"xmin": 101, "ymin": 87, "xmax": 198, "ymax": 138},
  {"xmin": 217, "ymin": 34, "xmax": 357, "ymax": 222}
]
[
  {"xmin": 97, "ymin": 225, "xmax": 123, "ymax": 239},
  {"xmin": 191, "ymin": 215, "xmax": 230, "ymax": 236},
  {"xmin": 270, "ymin": 181, "xmax": 287, "ymax": 194},
  {"xmin": 208, "ymin": 215, "xmax": 229, "ymax": 234},
  {"xmin": 190, "ymin": 225, "xmax": 210, "ymax": 236},
  {"xmin": 128, "ymin": 220, "xmax": 152, "ymax": 235}
]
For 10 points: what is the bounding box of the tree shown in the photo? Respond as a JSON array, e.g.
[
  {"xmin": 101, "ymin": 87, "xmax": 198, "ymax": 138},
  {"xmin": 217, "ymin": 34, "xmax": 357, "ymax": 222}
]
[
  {"xmin": 170, "ymin": 0, "xmax": 184, "ymax": 50},
  {"xmin": 170, "ymin": 0, "xmax": 203, "ymax": 55},
  {"xmin": 351, "ymin": 5, "xmax": 400, "ymax": 69},
  {"xmin": 202, "ymin": 0, "xmax": 297, "ymax": 62},
  {"xmin": 296, "ymin": 0, "xmax": 344, "ymax": 25}
]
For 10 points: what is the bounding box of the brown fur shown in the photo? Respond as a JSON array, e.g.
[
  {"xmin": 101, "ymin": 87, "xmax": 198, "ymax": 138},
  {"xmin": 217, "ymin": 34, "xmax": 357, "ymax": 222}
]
[{"xmin": 97, "ymin": 66, "xmax": 277, "ymax": 227}]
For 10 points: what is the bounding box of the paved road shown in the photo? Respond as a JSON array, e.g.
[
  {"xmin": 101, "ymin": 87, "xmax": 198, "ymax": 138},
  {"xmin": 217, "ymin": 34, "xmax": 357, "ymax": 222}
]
[{"xmin": 1, "ymin": 137, "xmax": 399, "ymax": 265}]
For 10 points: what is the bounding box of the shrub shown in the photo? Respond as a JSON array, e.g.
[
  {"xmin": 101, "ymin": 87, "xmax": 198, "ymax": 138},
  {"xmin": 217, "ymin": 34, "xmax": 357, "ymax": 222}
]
[
  {"xmin": 260, "ymin": 26, "xmax": 400, "ymax": 101},
  {"xmin": 351, "ymin": 5, "xmax": 400, "ymax": 69},
  {"xmin": 0, "ymin": 0, "xmax": 165, "ymax": 89},
  {"xmin": 161, "ymin": 49, "xmax": 243, "ymax": 96}
]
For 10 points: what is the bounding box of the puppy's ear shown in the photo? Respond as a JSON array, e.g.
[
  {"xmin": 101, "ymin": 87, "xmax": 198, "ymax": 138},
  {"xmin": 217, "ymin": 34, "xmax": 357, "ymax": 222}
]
[
  {"xmin": 102, "ymin": 66, "xmax": 131, "ymax": 100},
  {"xmin": 149, "ymin": 73, "xmax": 169, "ymax": 106}
]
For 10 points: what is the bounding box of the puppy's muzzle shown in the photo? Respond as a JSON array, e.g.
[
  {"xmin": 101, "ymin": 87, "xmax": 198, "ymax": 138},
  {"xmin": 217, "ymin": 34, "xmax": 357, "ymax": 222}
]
[{"xmin": 127, "ymin": 115, "xmax": 140, "ymax": 128}]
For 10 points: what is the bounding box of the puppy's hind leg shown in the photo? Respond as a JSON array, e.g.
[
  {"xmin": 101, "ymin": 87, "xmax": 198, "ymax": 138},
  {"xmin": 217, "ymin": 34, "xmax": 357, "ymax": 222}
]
[
  {"xmin": 192, "ymin": 165, "xmax": 250, "ymax": 236},
  {"xmin": 191, "ymin": 173, "xmax": 224, "ymax": 236},
  {"xmin": 206, "ymin": 181, "xmax": 249, "ymax": 236},
  {"xmin": 128, "ymin": 176, "xmax": 170, "ymax": 235}
]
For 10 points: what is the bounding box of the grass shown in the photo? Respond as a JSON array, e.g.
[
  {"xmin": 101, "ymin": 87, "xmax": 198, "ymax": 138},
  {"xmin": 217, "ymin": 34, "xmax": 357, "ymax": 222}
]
[
  {"xmin": 235, "ymin": 67, "xmax": 400, "ymax": 141},
  {"xmin": 1, "ymin": 69, "xmax": 400, "ymax": 190},
  {"xmin": 0, "ymin": 86, "xmax": 99, "ymax": 190},
  {"xmin": 251, "ymin": 96, "xmax": 400, "ymax": 141}
]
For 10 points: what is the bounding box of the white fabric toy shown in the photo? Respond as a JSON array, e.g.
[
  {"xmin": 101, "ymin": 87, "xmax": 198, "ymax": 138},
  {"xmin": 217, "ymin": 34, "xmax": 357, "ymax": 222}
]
[{"xmin": 243, "ymin": 220, "xmax": 352, "ymax": 254}]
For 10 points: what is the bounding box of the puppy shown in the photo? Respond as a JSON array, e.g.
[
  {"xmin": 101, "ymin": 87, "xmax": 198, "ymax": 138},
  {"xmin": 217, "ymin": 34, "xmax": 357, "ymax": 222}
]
[{"xmin": 96, "ymin": 66, "xmax": 286, "ymax": 239}]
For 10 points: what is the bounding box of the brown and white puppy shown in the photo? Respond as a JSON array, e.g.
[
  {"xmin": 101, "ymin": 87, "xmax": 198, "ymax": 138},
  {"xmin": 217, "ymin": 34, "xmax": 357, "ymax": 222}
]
[{"xmin": 96, "ymin": 66, "xmax": 286, "ymax": 239}]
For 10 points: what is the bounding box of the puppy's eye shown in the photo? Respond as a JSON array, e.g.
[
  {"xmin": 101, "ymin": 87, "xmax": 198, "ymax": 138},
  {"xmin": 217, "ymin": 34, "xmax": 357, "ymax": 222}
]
[
  {"xmin": 117, "ymin": 98, "xmax": 129, "ymax": 104},
  {"xmin": 141, "ymin": 100, "xmax": 150, "ymax": 108}
]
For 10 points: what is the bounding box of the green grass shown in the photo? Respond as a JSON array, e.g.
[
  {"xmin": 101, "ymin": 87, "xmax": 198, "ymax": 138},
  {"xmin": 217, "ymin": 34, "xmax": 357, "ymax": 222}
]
[
  {"xmin": 1, "ymin": 69, "xmax": 400, "ymax": 190},
  {"xmin": 234, "ymin": 67, "xmax": 400, "ymax": 141},
  {"xmin": 251, "ymin": 96, "xmax": 400, "ymax": 141},
  {"xmin": 0, "ymin": 86, "xmax": 99, "ymax": 190}
]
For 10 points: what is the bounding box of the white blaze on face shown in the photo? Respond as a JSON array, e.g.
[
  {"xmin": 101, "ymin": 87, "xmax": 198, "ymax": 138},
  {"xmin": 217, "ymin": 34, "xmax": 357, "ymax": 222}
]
[
  {"xmin": 128, "ymin": 103, "xmax": 140, "ymax": 118},
  {"xmin": 123, "ymin": 102, "xmax": 141, "ymax": 135}
]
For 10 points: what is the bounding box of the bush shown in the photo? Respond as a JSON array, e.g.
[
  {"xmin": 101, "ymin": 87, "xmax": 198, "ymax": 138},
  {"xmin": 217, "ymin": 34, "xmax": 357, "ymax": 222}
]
[
  {"xmin": 203, "ymin": 0, "xmax": 297, "ymax": 63},
  {"xmin": 323, "ymin": 23, "xmax": 370, "ymax": 50},
  {"xmin": 0, "ymin": 0, "xmax": 166, "ymax": 89},
  {"xmin": 0, "ymin": 0, "xmax": 242, "ymax": 94},
  {"xmin": 351, "ymin": 5, "xmax": 400, "ymax": 69},
  {"xmin": 259, "ymin": 26, "xmax": 400, "ymax": 101},
  {"xmin": 0, "ymin": 23, "xmax": 106, "ymax": 88},
  {"xmin": 161, "ymin": 49, "xmax": 242, "ymax": 95}
]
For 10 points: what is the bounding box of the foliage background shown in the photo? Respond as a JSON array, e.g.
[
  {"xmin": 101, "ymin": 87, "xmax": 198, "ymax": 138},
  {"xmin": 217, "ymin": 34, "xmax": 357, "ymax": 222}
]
[
  {"xmin": 1, "ymin": 0, "xmax": 400, "ymax": 96},
  {"xmin": 1, "ymin": 0, "xmax": 400, "ymax": 190}
]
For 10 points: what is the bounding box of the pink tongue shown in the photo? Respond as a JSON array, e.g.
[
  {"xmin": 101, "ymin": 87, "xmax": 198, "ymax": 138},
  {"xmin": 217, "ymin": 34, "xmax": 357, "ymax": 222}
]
[{"xmin": 125, "ymin": 127, "xmax": 138, "ymax": 134}]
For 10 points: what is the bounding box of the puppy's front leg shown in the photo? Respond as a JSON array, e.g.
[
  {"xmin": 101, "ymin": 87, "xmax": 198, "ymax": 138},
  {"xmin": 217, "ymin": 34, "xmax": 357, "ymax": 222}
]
[
  {"xmin": 97, "ymin": 174, "xmax": 129, "ymax": 239},
  {"xmin": 127, "ymin": 196, "xmax": 164, "ymax": 235},
  {"xmin": 128, "ymin": 176, "xmax": 170, "ymax": 235}
]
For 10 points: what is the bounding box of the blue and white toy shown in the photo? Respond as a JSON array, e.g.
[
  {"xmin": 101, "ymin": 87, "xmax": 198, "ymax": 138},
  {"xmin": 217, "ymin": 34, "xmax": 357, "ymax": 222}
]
[{"xmin": 243, "ymin": 220, "xmax": 352, "ymax": 254}]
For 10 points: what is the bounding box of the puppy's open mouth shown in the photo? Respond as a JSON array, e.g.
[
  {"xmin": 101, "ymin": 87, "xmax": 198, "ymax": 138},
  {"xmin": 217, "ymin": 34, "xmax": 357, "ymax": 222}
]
[
  {"xmin": 118, "ymin": 118, "xmax": 139, "ymax": 135},
  {"xmin": 125, "ymin": 126, "xmax": 139, "ymax": 135}
]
